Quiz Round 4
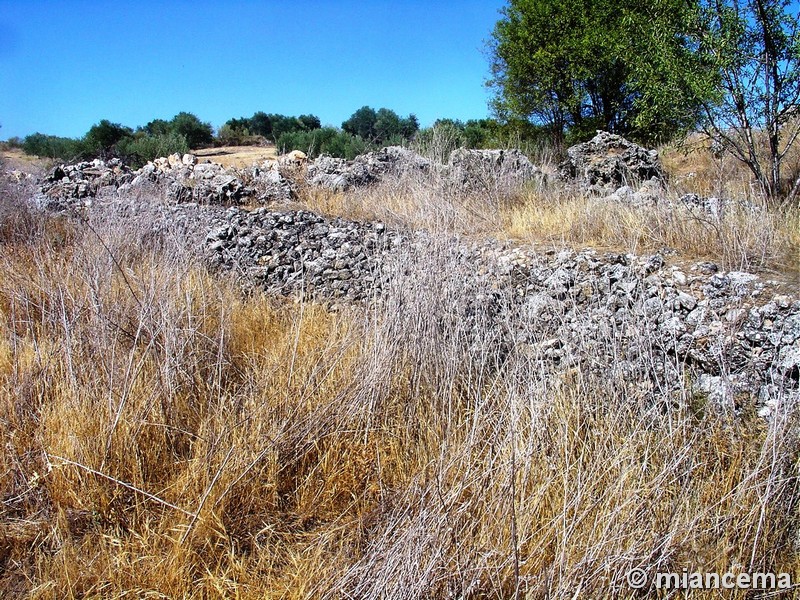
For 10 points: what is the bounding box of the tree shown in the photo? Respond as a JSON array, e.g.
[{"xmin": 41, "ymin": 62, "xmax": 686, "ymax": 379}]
[
  {"xmin": 277, "ymin": 127, "xmax": 366, "ymax": 160},
  {"xmin": 22, "ymin": 133, "xmax": 87, "ymax": 161},
  {"xmin": 248, "ymin": 112, "xmax": 272, "ymax": 137},
  {"xmin": 84, "ymin": 119, "xmax": 132, "ymax": 157},
  {"xmin": 400, "ymin": 114, "xmax": 420, "ymax": 139},
  {"xmin": 170, "ymin": 112, "xmax": 213, "ymax": 149},
  {"xmin": 144, "ymin": 119, "xmax": 171, "ymax": 137},
  {"xmin": 217, "ymin": 123, "xmax": 249, "ymax": 146},
  {"xmin": 342, "ymin": 106, "xmax": 419, "ymax": 145},
  {"xmin": 298, "ymin": 114, "xmax": 322, "ymax": 131},
  {"xmin": 374, "ymin": 108, "xmax": 403, "ymax": 144},
  {"xmin": 117, "ymin": 132, "xmax": 189, "ymax": 168},
  {"xmin": 487, "ymin": 0, "xmax": 707, "ymax": 145},
  {"xmin": 342, "ymin": 106, "xmax": 378, "ymax": 141},
  {"xmin": 690, "ymin": 0, "xmax": 800, "ymax": 202}
]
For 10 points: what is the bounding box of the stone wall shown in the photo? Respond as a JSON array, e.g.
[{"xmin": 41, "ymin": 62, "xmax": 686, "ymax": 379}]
[{"xmin": 206, "ymin": 206, "xmax": 799, "ymax": 415}]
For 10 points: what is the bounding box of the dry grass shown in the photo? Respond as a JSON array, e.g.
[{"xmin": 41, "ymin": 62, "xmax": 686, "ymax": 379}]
[
  {"xmin": 194, "ymin": 145, "xmax": 278, "ymax": 169},
  {"xmin": 293, "ymin": 150, "xmax": 799, "ymax": 277},
  {"xmin": 0, "ymin": 186, "xmax": 798, "ymax": 598},
  {"xmin": 661, "ymin": 131, "xmax": 800, "ymax": 201},
  {"xmin": 0, "ymin": 149, "xmax": 49, "ymax": 180},
  {"xmin": 503, "ymin": 187, "xmax": 800, "ymax": 275}
]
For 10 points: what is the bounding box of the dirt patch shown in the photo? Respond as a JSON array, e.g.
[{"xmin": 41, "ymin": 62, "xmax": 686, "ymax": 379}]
[
  {"xmin": 1, "ymin": 148, "xmax": 49, "ymax": 175},
  {"xmin": 193, "ymin": 144, "xmax": 278, "ymax": 168}
]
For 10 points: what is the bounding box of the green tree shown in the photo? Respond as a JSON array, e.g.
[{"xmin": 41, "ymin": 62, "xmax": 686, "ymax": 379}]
[
  {"xmin": 343, "ymin": 106, "xmax": 419, "ymax": 145},
  {"xmin": 268, "ymin": 114, "xmax": 313, "ymax": 143},
  {"xmin": 298, "ymin": 114, "xmax": 322, "ymax": 131},
  {"xmin": 248, "ymin": 112, "xmax": 272, "ymax": 137},
  {"xmin": 84, "ymin": 119, "xmax": 133, "ymax": 157},
  {"xmin": 463, "ymin": 119, "xmax": 499, "ymax": 148},
  {"xmin": 217, "ymin": 123, "xmax": 250, "ymax": 146},
  {"xmin": 224, "ymin": 112, "xmax": 322, "ymax": 144},
  {"xmin": 487, "ymin": 0, "xmax": 706, "ymax": 145},
  {"xmin": 277, "ymin": 127, "xmax": 367, "ymax": 160},
  {"xmin": 342, "ymin": 106, "xmax": 378, "ymax": 141},
  {"xmin": 117, "ymin": 132, "xmax": 189, "ymax": 168},
  {"xmin": 170, "ymin": 112, "xmax": 213, "ymax": 149},
  {"xmin": 144, "ymin": 119, "xmax": 171, "ymax": 137}
]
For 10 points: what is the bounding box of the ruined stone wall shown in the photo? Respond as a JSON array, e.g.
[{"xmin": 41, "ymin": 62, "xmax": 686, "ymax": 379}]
[{"xmin": 207, "ymin": 206, "xmax": 799, "ymax": 415}]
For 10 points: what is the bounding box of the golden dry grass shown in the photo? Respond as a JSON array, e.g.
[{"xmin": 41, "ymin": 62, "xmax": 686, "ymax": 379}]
[
  {"xmin": 502, "ymin": 188, "xmax": 800, "ymax": 276},
  {"xmin": 0, "ymin": 149, "xmax": 48, "ymax": 175},
  {"xmin": 294, "ymin": 162, "xmax": 800, "ymax": 278},
  {"xmin": 660, "ymin": 131, "xmax": 800, "ymax": 200},
  {"xmin": 193, "ymin": 145, "xmax": 278, "ymax": 169},
  {"xmin": 0, "ymin": 198, "xmax": 797, "ymax": 598}
]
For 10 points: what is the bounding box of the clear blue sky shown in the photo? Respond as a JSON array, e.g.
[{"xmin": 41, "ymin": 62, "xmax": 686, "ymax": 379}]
[{"xmin": 0, "ymin": 0, "xmax": 507, "ymax": 140}]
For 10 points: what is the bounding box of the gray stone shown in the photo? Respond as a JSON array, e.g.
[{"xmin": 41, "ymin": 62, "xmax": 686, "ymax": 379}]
[{"xmin": 559, "ymin": 131, "xmax": 664, "ymax": 192}]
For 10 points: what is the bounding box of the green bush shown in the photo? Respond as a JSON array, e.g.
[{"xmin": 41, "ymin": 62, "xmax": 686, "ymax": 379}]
[
  {"xmin": 223, "ymin": 112, "xmax": 322, "ymax": 144},
  {"xmin": 216, "ymin": 123, "xmax": 251, "ymax": 146},
  {"xmin": 277, "ymin": 127, "xmax": 367, "ymax": 159},
  {"xmin": 22, "ymin": 133, "xmax": 88, "ymax": 161},
  {"xmin": 342, "ymin": 106, "xmax": 419, "ymax": 145},
  {"xmin": 323, "ymin": 131, "xmax": 367, "ymax": 160},
  {"xmin": 117, "ymin": 132, "xmax": 189, "ymax": 168},
  {"xmin": 144, "ymin": 119, "xmax": 171, "ymax": 136},
  {"xmin": 413, "ymin": 122, "xmax": 467, "ymax": 162}
]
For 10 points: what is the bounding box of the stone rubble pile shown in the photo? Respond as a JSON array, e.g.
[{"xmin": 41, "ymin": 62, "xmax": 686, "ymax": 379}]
[
  {"xmin": 33, "ymin": 132, "xmax": 714, "ymax": 213},
  {"xmin": 36, "ymin": 153, "xmax": 297, "ymax": 210},
  {"xmin": 305, "ymin": 146, "xmax": 547, "ymax": 194},
  {"xmin": 18, "ymin": 134, "xmax": 798, "ymax": 415},
  {"xmin": 37, "ymin": 158, "xmax": 133, "ymax": 210},
  {"xmin": 206, "ymin": 207, "xmax": 402, "ymax": 301},
  {"xmin": 127, "ymin": 153, "xmax": 297, "ymax": 204},
  {"xmin": 560, "ymin": 131, "xmax": 664, "ymax": 194},
  {"xmin": 306, "ymin": 146, "xmax": 432, "ymax": 191},
  {"xmin": 676, "ymin": 193, "xmax": 759, "ymax": 219},
  {"xmin": 32, "ymin": 132, "xmax": 764, "ymax": 219},
  {"xmin": 445, "ymin": 148, "xmax": 545, "ymax": 193},
  {"xmin": 207, "ymin": 206, "xmax": 799, "ymax": 414}
]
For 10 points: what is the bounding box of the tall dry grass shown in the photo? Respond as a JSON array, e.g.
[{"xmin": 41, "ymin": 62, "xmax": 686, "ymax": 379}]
[
  {"xmin": 295, "ymin": 138, "xmax": 799, "ymax": 276},
  {"xmin": 503, "ymin": 187, "xmax": 800, "ymax": 274},
  {"xmin": 0, "ymin": 185, "xmax": 797, "ymax": 598}
]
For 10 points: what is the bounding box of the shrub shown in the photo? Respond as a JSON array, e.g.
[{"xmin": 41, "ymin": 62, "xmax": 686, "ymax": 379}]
[
  {"xmin": 117, "ymin": 132, "xmax": 189, "ymax": 168},
  {"xmin": 322, "ymin": 130, "xmax": 368, "ymax": 159},
  {"xmin": 144, "ymin": 119, "xmax": 171, "ymax": 137},
  {"xmin": 413, "ymin": 121, "xmax": 467, "ymax": 162},
  {"xmin": 277, "ymin": 127, "xmax": 367, "ymax": 159},
  {"xmin": 343, "ymin": 106, "xmax": 419, "ymax": 145},
  {"xmin": 216, "ymin": 123, "xmax": 251, "ymax": 146},
  {"xmin": 219, "ymin": 112, "xmax": 322, "ymax": 145},
  {"xmin": 22, "ymin": 132, "xmax": 88, "ymax": 161}
]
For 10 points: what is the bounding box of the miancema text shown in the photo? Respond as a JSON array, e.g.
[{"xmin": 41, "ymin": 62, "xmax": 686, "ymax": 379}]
[{"xmin": 656, "ymin": 570, "xmax": 793, "ymax": 590}]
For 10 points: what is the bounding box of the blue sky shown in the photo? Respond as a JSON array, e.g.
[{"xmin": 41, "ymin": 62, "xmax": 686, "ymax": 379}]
[{"xmin": 0, "ymin": 0, "xmax": 507, "ymax": 140}]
